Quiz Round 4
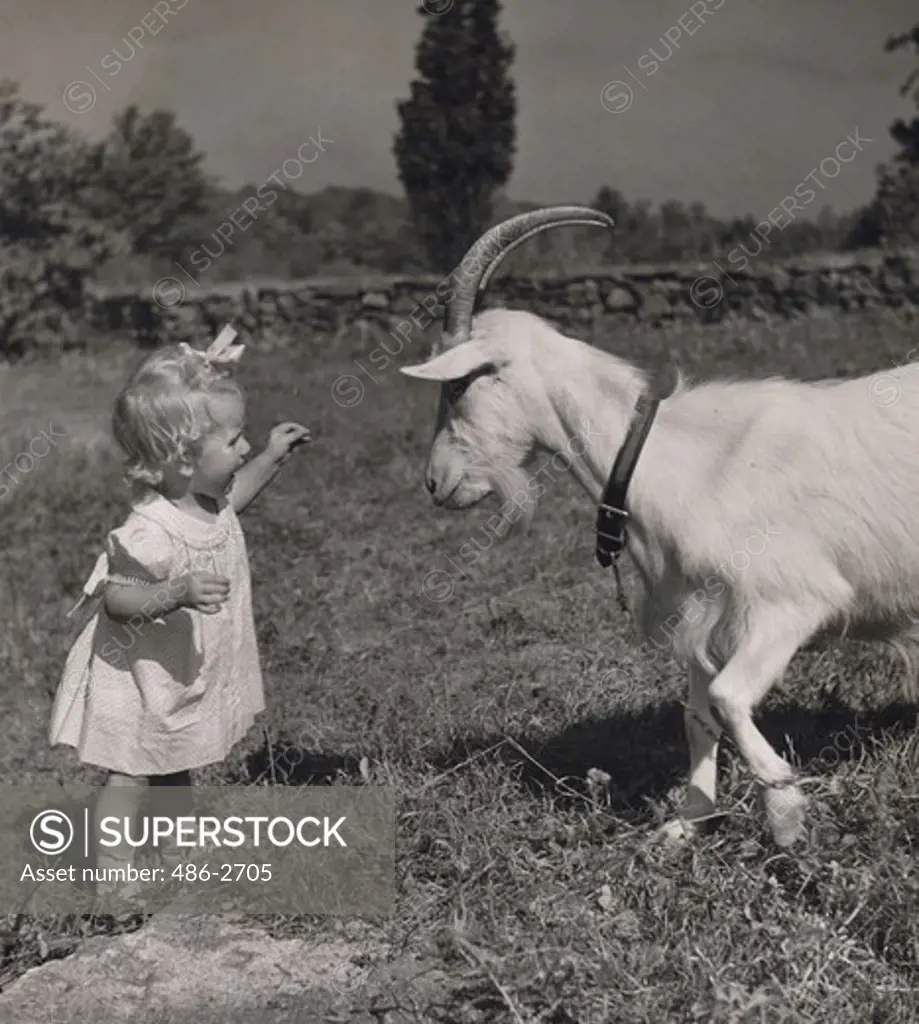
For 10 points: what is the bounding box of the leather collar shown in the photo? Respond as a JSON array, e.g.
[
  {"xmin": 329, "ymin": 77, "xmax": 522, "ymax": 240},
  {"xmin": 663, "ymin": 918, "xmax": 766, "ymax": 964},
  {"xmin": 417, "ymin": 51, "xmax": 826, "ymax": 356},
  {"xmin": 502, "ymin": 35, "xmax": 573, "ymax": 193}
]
[{"xmin": 596, "ymin": 365, "xmax": 678, "ymax": 568}]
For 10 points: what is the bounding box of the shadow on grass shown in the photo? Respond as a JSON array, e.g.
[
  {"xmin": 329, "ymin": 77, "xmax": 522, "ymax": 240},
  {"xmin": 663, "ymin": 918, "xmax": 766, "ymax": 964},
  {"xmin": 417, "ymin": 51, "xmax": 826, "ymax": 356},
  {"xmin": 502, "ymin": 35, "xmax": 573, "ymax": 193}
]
[
  {"xmin": 228, "ymin": 700, "xmax": 918, "ymax": 825},
  {"xmin": 432, "ymin": 698, "xmax": 919, "ymax": 821}
]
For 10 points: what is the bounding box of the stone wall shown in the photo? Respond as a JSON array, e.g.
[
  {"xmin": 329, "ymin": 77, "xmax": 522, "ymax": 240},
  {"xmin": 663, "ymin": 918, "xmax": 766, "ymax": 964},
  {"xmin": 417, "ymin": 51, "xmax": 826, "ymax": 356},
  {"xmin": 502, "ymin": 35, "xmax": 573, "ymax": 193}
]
[{"xmin": 84, "ymin": 246, "xmax": 919, "ymax": 347}]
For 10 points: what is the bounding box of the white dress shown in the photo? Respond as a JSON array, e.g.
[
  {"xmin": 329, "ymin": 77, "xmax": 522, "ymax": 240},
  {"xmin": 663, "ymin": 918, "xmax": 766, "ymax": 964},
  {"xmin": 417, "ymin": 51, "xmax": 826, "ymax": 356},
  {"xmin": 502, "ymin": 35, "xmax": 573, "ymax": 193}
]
[{"xmin": 49, "ymin": 490, "xmax": 266, "ymax": 775}]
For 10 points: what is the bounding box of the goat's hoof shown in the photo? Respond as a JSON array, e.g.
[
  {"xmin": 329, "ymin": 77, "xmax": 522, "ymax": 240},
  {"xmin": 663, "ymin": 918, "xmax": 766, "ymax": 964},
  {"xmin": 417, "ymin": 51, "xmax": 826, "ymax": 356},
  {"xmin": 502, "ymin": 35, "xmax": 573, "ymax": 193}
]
[{"xmin": 762, "ymin": 784, "xmax": 808, "ymax": 848}]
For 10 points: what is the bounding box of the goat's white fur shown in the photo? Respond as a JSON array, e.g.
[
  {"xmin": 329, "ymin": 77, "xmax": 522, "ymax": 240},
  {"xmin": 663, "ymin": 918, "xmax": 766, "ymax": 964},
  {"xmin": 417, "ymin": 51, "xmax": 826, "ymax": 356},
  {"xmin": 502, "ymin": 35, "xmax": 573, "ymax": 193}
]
[{"xmin": 402, "ymin": 307, "xmax": 919, "ymax": 847}]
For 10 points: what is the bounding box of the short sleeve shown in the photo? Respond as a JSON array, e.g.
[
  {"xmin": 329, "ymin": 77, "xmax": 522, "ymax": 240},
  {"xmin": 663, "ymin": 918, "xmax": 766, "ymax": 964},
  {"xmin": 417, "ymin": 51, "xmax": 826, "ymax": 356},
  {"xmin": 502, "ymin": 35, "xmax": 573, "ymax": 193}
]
[
  {"xmin": 105, "ymin": 517, "xmax": 176, "ymax": 585},
  {"xmin": 65, "ymin": 515, "xmax": 178, "ymax": 619}
]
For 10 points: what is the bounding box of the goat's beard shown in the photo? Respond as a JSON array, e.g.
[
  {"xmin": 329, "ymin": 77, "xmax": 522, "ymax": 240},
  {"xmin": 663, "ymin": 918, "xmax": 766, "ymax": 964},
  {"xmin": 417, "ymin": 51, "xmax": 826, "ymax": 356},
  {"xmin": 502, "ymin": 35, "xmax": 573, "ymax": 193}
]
[{"xmin": 489, "ymin": 461, "xmax": 539, "ymax": 538}]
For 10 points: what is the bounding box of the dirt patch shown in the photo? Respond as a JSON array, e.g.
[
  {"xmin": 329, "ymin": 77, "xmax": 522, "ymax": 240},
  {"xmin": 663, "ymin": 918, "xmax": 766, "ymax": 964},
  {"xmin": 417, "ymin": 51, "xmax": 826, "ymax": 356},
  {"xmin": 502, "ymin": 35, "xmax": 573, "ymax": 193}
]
[{"xmin": 0, "ymin": 913, "xmax": 400, "ymax": 1023}]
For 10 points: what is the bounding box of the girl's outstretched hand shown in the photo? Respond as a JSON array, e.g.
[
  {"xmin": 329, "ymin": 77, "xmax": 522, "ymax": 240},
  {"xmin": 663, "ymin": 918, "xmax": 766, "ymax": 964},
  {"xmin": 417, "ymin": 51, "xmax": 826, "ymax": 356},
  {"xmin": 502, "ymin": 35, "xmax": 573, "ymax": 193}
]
[{"xmin": 267, "ymin": 422, "xmax": 311, "ymax": 465}]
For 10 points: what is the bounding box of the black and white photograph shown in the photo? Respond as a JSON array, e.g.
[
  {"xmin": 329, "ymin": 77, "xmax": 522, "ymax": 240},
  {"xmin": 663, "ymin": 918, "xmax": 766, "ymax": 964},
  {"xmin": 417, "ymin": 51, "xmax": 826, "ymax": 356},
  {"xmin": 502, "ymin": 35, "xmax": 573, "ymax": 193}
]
[{"xmin": 2, "ymin": 1, "xmax": 919, "ymax": 1020}]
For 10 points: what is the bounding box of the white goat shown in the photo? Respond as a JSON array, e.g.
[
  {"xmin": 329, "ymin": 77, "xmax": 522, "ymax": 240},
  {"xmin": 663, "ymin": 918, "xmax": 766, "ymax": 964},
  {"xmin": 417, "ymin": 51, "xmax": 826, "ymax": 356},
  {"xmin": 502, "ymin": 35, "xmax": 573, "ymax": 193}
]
[{"xmin": 400, "ymin": 205, "xmax": 919, "ymax": 848}]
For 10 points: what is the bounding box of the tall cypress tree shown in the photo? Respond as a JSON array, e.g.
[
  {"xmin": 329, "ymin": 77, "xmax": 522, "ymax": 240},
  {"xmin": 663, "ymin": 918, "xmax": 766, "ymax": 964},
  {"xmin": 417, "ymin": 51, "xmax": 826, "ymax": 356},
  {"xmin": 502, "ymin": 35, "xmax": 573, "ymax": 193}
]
[{"xmin": 394, "ymin": 0, "xmax": 516, "ymax": 273}]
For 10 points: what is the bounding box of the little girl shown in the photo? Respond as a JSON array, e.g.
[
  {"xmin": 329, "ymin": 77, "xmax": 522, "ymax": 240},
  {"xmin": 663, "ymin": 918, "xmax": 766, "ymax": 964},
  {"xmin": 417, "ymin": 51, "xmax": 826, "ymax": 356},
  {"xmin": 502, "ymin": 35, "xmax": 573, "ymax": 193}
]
[{"xmin": 48, "ymin": 327, "xmax": 310, "ymax": 899}]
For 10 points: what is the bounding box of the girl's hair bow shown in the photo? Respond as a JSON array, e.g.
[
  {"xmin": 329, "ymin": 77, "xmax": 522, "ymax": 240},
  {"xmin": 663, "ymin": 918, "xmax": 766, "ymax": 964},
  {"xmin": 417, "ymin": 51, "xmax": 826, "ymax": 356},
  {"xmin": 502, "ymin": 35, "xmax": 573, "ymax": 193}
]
[{"xmin": 180, "ymin": 324, "xmax": 245, "ymax": 366}]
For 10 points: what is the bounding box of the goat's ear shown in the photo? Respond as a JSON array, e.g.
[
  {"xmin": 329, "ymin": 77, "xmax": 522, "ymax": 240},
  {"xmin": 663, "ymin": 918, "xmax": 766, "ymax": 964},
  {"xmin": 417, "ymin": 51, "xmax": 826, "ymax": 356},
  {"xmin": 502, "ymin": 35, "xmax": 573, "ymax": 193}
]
[{"xmin": 400, "ymin": 340, "xmax": 500, "ymax": 382}]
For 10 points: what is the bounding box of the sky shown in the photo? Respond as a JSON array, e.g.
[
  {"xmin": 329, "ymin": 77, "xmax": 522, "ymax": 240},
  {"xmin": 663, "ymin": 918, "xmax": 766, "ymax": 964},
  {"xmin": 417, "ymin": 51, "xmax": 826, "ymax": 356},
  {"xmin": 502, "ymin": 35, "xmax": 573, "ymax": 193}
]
[{"xmin": 2, "ymin": 0, "xmax": 917, "ymax": 220}]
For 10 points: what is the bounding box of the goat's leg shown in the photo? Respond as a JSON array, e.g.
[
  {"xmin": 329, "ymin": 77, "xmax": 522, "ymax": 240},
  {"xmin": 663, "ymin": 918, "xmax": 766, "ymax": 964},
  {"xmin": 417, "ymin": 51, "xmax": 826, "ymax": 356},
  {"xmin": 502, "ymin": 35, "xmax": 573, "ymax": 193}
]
[
  {"xmin": 659, "ymin": 662, "xmax": 721, "ymax": 841},
  {"xmin": 707, "ymin": 603, "xmax": 820, "ymax": 847},
  {"xmin": 683, "ymin": 661, "xmax": 722, "ymax": 817}
]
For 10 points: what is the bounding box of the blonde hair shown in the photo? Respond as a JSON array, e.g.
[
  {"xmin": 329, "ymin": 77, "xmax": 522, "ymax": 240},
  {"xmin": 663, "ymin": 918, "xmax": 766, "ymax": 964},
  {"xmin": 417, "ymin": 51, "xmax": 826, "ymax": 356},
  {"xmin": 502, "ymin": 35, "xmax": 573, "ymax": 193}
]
[{"xmin": 112, "ymin": 343, "xmax": 245, "ymax": 490}]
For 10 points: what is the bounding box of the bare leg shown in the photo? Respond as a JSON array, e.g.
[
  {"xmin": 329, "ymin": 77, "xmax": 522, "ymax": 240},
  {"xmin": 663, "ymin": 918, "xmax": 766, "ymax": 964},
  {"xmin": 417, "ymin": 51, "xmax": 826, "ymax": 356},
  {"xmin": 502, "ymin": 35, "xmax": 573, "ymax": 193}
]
[
  {"xmin": 149, "ymin": 770, "xmax": 194, "ymax": 813},
  {"xmin": 94, "ymin": 772, "xmax": 148, "ymax": 894},
  {"xmin": 148, "ymin": 770, "xmax": 195, "ymax": 868}
]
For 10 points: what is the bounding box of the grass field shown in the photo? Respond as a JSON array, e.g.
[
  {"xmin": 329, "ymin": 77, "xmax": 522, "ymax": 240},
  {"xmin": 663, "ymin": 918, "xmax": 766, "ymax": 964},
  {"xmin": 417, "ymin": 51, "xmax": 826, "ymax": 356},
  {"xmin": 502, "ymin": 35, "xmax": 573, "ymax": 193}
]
[{"xmin": 3, "ymin": 306, "xmax": 919, "ymax": 1022}]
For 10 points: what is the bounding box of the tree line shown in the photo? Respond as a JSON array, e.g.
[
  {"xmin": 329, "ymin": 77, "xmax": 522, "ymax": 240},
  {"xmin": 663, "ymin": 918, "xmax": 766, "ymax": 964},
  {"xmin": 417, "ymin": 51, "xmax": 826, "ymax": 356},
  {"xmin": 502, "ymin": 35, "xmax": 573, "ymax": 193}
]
[{"xmin": 0, "ymin": 4, "xmax": 917, "ymax": 355}]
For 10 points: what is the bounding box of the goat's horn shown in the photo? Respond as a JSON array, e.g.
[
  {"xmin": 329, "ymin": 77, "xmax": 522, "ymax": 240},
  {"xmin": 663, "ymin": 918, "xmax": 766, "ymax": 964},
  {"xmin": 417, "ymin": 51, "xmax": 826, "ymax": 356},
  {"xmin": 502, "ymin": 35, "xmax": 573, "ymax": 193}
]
[{"xmin": 441, "ymin": 205, "xmax": 615, "ymax": 349}]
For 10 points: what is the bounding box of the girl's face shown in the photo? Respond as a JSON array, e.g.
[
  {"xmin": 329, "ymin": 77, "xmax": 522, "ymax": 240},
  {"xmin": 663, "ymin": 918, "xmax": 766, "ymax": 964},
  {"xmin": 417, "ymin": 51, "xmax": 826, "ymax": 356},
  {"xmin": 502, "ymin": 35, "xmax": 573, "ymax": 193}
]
[{"xmin": 192, "ymin": 392, "xmax": 251, "ymax": 497}]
